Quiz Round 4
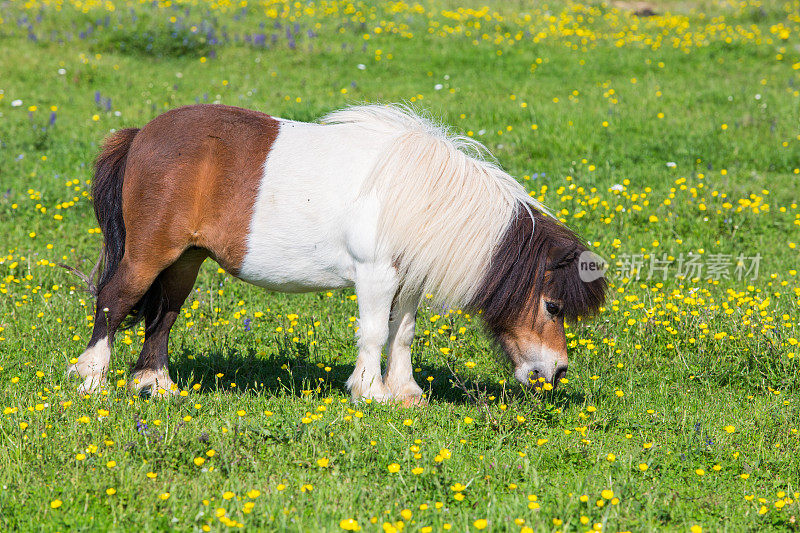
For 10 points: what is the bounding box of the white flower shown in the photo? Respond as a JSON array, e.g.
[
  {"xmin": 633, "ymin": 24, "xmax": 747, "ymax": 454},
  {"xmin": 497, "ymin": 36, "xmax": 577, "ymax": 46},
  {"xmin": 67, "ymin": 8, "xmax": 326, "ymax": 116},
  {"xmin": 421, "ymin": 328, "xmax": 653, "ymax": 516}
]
[
  {"xmin": 357, "ymin": 64, "xmax": 366, "ymax": 70},
  {"xmin": 58, "ymin": 68, "xmax": 66, "ymax": 75},
  {"xmin": 610, "ymin": 184, "xmax": 624, "ymax": 191},
  {"xmin": 11, "ymin": 99, "xmax": 22, "ymax": 107},
  {"xmin": 666, "ymin": 161, "xmax": 676, "ymax": 168},
  {"xmin": 434, "ymin": 84, "xmax": 443, "ymax": 90}
]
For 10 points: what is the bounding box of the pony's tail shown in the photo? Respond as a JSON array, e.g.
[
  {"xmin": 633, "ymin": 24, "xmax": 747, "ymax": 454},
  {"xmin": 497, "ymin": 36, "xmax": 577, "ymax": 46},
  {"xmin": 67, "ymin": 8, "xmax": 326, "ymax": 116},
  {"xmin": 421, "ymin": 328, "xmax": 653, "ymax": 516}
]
[
  {"xmin": 92, "ymin": 128, "xmax": 161, "ymax": 330},
  {"xmin": 92, "ymin": 128, "xmax": 139, "ymax": 293}
]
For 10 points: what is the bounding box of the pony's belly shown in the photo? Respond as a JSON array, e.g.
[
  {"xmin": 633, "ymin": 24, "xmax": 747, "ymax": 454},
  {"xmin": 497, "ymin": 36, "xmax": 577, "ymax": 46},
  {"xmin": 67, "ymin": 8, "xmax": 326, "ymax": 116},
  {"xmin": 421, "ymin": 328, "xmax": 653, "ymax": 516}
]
[
  {"xmin": 237, "ymin": 267, "xmax": 354, "ymax": 293},
  {"xmin": 236, "ymin": 244, "xmax": 356, "ymax": 293}
]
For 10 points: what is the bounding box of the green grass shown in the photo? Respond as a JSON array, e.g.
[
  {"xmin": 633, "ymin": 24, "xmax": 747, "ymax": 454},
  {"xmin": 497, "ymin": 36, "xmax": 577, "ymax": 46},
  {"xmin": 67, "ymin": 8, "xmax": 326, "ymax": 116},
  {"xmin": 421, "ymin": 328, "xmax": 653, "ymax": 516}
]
[{"xmin": 1, "ymin": 0, "xmax": 799, "ymax": 531}]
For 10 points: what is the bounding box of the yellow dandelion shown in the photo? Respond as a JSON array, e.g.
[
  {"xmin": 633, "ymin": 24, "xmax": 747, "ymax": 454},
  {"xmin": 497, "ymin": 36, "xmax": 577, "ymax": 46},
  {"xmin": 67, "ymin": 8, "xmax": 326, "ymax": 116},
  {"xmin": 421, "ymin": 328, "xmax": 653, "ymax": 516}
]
[{"xmin": 339, "ymin": 518, "xmax": 361, "ymax": 531}]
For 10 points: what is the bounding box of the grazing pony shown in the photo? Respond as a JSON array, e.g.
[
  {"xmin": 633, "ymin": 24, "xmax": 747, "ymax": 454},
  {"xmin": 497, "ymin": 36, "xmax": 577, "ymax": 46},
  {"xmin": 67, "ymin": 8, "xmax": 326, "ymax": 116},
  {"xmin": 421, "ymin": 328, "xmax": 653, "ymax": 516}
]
[{"xmin": 69, "ymin": 104, "xmax": 605, "ymax": 403}]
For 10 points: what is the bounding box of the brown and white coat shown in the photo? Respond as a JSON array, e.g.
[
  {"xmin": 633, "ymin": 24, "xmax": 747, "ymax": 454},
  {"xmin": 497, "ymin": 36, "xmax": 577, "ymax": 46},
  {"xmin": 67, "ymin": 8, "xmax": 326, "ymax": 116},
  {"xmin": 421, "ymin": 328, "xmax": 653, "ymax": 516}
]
[{"xmin": 70, "ymin": 104, "xmax": 605, "ymax": 403}]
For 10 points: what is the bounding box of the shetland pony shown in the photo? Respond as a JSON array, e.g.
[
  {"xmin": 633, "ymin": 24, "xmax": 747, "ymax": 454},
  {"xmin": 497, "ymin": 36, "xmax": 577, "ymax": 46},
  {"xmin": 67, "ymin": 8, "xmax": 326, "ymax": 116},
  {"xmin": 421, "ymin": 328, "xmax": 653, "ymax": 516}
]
[{"xmin": 69, "ymin": 104, "xmax": 605, "ymax": 403}]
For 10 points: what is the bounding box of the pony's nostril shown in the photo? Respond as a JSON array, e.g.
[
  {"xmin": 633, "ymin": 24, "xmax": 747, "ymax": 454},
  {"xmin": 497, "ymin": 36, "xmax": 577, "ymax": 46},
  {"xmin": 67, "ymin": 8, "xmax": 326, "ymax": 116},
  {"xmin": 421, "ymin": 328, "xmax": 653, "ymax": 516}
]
[{"xmin": 553, "ymin": 365, "xmax": 568, "ymax": 386}]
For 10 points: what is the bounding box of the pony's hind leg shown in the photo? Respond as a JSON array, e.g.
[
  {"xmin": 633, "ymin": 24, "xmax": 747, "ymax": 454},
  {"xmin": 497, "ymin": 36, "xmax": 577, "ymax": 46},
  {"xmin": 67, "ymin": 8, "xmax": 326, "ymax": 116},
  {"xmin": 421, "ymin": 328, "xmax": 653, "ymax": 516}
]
[
  {"xmin": 346, "ymin": 263, "xmax": 398, "ymax": 402},
  {"xmin": 383, "ymin": 294, "xmax": 425, "ymax": 406},
  {"xmin": 69, "ymin": 258, "xmax": 162, "ymax": 393},
  {"xmin": 129, "ymin": 249, "xmax": 207, "ymax": 397}
]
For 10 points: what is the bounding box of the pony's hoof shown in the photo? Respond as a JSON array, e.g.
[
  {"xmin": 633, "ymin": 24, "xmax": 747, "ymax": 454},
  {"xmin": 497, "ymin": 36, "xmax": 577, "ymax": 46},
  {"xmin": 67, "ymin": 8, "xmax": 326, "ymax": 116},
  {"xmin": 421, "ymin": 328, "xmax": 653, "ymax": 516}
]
[
  {"xmin": 129, "ymin": 381, "xmax": 179, "ymax": 398},
  {"xmin": 397, "ymin": 395, "xmax": 428, "ymax": 408},
  {"xmin": 346, "ymin": 373, "xmax": 394, "ymax": 403},
  {"xmin": 129, "ymin": 370, "xmax": 178, "ymax": 398},
  {"xmin": 69, "ymin": 362, "xmax": 105, "ymax": 393},
  {"xmin": 349, "ymin": 382, "xmax": 394, "ymax": 404},
  {"xmin": 350, "ymin": 390, "xmax": 394, "ymax": 404},
  {"xmin": 77, "ymin": 374, "xmax": 105, "ymax": 394},
  {"xmin": 385, "ymin": 379, "xmax": 425, "ymax": 403}
]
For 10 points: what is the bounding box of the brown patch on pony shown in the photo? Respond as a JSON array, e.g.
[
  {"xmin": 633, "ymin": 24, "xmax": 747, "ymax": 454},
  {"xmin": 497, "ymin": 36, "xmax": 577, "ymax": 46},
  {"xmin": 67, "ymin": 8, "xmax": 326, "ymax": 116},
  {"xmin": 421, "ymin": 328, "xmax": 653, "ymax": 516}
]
[
  {"xmin": 89, "ymin": 104, "xmax": 279, "ymax": 335},
  {"xmin": 495, "ymin": 296, "xmax": 568, "ymax": 369},
  {"xmin": 510, "ymin": 298, "xmax": 568, "ymax": 349},
  {"xmin": 470, "ymin": 206, "xmax": 606, "ymax": 335},
  {"xmin": 121, "ymin": 104, "xmax": 279, "ymax": 275}
]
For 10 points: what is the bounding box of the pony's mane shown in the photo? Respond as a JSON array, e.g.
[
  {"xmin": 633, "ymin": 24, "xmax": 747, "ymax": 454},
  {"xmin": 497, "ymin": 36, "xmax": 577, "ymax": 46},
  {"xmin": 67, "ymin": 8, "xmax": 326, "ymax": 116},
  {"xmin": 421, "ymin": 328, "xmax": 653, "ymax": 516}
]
[{"xmin": 322, "ymin": 104, "xmax": 550, "ymax": 306}]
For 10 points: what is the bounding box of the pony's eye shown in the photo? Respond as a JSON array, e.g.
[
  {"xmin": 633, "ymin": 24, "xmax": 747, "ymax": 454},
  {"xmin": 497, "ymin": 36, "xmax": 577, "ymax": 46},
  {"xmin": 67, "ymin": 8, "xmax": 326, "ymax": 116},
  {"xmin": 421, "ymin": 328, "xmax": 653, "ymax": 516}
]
[{"xmin": 545, "ymin": 301, "xmax": 561, "ymax": 316}]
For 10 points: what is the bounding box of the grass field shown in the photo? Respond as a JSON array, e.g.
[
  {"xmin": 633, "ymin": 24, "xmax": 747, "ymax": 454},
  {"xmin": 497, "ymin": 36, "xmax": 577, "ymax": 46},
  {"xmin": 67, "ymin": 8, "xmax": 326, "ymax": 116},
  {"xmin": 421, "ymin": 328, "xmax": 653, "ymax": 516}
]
[{"xmin": 1, "ymin": 0, "xmax": 800, "ymax": 531}]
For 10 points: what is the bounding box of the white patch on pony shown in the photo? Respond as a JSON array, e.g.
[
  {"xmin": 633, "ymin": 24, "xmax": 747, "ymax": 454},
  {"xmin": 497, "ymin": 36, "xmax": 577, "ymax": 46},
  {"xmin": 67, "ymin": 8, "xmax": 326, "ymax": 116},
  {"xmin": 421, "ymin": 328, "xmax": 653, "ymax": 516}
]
[
  {"xmin": 324, "ymin": 104, "xmax": 550, "ymax": 306},
  {"xmin": 129, "ymin": 369, "xmax": 178, "ymax": 397},
  {"xmin": 68, "ymin": 336, "xmax": 110, "ymax": 393},
  {"xmin": 238, "ymin": 118, "xmax": 392, "ymax": 292}
]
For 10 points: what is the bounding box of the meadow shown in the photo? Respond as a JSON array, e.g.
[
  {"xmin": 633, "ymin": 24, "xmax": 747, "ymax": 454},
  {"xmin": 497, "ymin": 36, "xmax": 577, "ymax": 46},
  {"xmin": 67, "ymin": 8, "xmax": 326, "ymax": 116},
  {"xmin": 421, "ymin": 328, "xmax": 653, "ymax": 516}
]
[{"xmin": 1, "ymin": 0, "xmax": 799, "ymax": 530}]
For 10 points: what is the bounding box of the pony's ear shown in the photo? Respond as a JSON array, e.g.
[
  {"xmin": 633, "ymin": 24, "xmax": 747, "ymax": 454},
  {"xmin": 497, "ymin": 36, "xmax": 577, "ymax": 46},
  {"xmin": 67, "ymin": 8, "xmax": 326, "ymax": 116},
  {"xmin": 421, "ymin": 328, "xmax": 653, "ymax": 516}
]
[{"xmin": 546, "ymin": 242, "xmax": 580, "ymax": 271}]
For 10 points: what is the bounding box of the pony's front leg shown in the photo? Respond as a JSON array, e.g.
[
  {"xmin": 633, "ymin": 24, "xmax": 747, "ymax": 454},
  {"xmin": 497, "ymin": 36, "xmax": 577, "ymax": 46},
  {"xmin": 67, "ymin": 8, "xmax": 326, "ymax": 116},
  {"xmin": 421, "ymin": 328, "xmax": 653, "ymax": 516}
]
[
  {"xmin": 383, "ymin": 295, "xmax": 425, "ymax": 406},
  {"xmin": 346, "ymin": 264, "xmax": 397, "ymax": 403}
]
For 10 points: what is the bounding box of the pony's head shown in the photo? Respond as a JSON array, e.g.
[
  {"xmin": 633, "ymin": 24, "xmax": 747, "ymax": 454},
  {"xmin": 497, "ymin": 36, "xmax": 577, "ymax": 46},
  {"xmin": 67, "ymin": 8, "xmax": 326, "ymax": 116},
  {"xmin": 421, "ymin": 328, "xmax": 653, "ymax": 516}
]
[{"xmin": 472, "ymin": 208, "xmax": 606, "ymax": 388}]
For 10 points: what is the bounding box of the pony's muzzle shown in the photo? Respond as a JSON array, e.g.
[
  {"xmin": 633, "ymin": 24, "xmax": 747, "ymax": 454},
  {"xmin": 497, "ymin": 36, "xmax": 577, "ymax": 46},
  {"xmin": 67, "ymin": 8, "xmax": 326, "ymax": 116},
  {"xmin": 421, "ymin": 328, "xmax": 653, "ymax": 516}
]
[{"xmin": 515, "ymin": 361, "xmax": 568, "ymax": 389}]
